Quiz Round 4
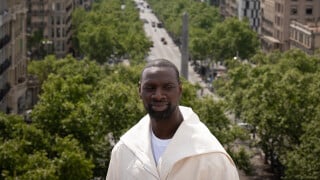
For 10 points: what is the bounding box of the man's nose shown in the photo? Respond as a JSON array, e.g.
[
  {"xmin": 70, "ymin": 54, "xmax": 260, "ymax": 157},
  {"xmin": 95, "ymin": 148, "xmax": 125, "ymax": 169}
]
[{"xmin": 152, "ymin": 88, "xmax": 164, "ymax": 99}]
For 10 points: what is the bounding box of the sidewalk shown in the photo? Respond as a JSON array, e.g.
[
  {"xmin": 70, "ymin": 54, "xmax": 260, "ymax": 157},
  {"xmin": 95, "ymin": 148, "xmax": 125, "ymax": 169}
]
[{"xmin": 187, "ymin": 62, "xmax": 220, "ymax": 100}]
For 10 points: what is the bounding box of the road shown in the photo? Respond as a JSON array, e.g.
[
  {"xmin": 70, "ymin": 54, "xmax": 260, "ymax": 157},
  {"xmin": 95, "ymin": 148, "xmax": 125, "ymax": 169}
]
[
  {"xmin": 138, "ymin": 1, "xmax": 181, "ymax": 71},
  {"xmin": 135, "ymin": 0, "xmax": 217, "ymax": 99}
]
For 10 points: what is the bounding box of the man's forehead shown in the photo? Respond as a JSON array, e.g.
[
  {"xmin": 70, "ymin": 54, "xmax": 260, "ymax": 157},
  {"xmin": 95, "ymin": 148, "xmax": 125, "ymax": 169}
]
[
  {"xmin": 141, "ymin": 67, "xmax": 177, "ymax": 81},
  {"xmin": 143, "ymin": 66, "xmax": 174, "ymax": 74}
]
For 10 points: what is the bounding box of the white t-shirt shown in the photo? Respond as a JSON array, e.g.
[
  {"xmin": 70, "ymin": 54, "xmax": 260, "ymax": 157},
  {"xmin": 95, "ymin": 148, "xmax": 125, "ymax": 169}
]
[{"xmin": 151, "ymin": 131, "xmax": 171, "ymax": 165}]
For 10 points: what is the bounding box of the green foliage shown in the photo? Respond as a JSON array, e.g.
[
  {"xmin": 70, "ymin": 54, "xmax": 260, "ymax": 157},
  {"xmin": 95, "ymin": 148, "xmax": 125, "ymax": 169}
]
[
  {"xmin": 73, "ymin": 0, "xmax": 151, "ymax": 64},
  {"xmin": 53, "ymin": 136, "xmax": 94, "ymax": 180},
  {"xmin": 232, "ymin": 147, "xmax": 253, "ymax": 175},
  {"xmin": 216, "ymin": 49, "xmax": 320, "ymax": 178},
  {"xmin": 27, "ymin": 29, "xmax": 44, "ymax": 50},
  {"xmin": 283, "ymin": 112, "xmax": 320, "ymax": 179},
  {"xmin": 209, "ymin": 18, "xmax": 260, "ymax": 61},
  {"xmin": 0, "ymin": 113, "xmax": 93, "ymax": 179}
]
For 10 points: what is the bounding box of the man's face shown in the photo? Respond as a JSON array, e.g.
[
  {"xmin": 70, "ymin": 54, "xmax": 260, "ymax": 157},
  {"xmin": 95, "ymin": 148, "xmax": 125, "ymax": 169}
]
[{"xmin": 139, "ymin": 66, "xmax": 182, "ymax": 120}]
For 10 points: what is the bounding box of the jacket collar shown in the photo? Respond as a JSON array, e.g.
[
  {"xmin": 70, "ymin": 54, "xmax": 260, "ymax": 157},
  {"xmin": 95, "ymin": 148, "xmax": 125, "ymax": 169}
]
[{"xmin": 120, "ymin": 106, "xmax": 229, "ymax": 178}]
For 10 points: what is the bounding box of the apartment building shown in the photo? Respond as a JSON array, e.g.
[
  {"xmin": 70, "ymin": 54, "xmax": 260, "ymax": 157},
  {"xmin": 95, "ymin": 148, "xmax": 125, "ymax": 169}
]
[
  {"xmin": 27, "ymin": 0, "xmax": 74, "ymax": 58},
  {"xmin": 260, "ymin": 0, "xmax": 320, "ymax": 52},
  {"xmin": 238, "ymin": 0, "xmax": 260, "ymax": 32},
  {"xmin": 0, "ymin": 0, "xmax": 28, "ymax": 114},
  {"xmin": 223, "ymin": 0, "xmax": 237, "ymax": 17},
  {"xmin": 222, "ymin": 0, "xmax": 260, "ymax": 32},
  {"xmin": 290, "ymin": 20, "xmax": 320, "ymax": 55}
]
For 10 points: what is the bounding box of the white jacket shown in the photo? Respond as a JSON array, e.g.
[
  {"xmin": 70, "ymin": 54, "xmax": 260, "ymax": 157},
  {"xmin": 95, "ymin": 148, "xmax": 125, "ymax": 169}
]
[{"xmin": 106, "ymin": 106, "xmax": 239, "ymax": 180}]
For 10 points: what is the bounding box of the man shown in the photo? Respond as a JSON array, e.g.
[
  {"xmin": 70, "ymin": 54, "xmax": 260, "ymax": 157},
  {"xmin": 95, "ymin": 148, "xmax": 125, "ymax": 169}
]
[{"xmin": 106, "ymin": 59, "xmax": 239, "ymax": 179}]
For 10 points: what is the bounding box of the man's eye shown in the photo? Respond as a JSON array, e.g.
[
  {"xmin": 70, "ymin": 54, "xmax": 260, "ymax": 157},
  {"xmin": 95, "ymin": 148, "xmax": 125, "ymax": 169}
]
[
  {"xmin": 143, "ymin": 86, "xmax": 154, "ymax": 90},
  {"xmin": 164, "ymin": 85, "xmax": 175, "ymax": 89}
]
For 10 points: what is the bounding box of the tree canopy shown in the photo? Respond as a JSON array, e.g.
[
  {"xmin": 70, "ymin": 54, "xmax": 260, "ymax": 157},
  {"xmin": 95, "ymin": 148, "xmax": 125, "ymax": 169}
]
[
  {"xmin": 215, "ymin": 49, "xmax": 320, "ymax": 178},
  {"xmin": 73, "ymin": 0, "xmax": 152, "ymax": 64}
]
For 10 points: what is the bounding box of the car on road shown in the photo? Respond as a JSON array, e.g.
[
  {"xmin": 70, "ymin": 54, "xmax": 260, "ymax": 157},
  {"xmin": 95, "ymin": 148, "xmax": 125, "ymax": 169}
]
[
  {"xmin": 151, "ymin": 21, "xmax": 156, "ymax": 27},
  {"xmin": 161, "ymin": 37, "xmax": 167, "ymax": 45}
]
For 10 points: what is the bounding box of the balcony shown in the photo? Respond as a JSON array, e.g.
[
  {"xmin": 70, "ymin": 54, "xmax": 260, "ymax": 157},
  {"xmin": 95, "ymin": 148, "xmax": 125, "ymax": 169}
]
[
  {"xmin": 0, "ymin": 82, "xmax": 11, "ymax": 102},
  {"xmin": 0, "ymin": 57, "xmax": 12, "ymax": 75},
  {"xmin": 0, "ymin": 35, "xmax": 11, "ymax": 50}
]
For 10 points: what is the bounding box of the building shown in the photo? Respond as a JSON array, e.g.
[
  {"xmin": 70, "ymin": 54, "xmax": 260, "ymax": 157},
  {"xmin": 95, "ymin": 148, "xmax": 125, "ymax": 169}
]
[
  {"xmin": 0, "ymin": 0, "xmax": 28, "ymax": 114},
  {"xmin": 223, "ymin": 0, "xmax": 237, "ymax": 17},
  {"xmin": 238, "ymin": 0, "xmax": 260, "ymax": 32},
  {"xmin": 27, "ymin": 0, "xmax": 74, "ymax": 59},
  {"xmin": 222, "ymin": 0, "xmax": 260, "ymax": 32},
  {"xmin": 260, "ymin": 0, "xmax": 320, "ymax": 52},
  {"xmin": 290, "ymin": 20, "xmax": 320, "ymax": 55}
]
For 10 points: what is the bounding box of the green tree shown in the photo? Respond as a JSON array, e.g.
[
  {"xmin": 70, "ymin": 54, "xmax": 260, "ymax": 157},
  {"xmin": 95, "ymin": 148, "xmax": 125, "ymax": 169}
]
[
  {"xmin": 0, "ymin": 113, "xmax": 94, "ymax": 179},
  {"xmin": 209, "ymin": 17, "xmax": 260, "ymax": 61},
  {"xmin": 216, "ymin": 49, "xmax": 320, "ymax": 177},
  {"xmin": 74, "ymin": 0, "xmax": 151, "ymax": 64}
]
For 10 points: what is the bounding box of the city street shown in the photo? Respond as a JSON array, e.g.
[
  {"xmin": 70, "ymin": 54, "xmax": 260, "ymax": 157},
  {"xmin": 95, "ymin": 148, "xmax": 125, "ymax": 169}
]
[{"xmin": 135, "ymin": 0, "xmax": 216, "ymax": 98}]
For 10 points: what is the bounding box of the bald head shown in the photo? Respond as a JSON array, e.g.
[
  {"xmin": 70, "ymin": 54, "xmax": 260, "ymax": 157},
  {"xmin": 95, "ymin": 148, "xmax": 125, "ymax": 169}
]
[{"xmin": 141, "ymin": 59, "xmax": 180, "ymax": 84}]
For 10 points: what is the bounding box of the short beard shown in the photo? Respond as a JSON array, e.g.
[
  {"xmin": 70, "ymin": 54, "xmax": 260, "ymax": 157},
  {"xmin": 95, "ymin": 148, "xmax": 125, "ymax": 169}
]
[{"xmin": 146, "ymin": 103, "xmax": 176, "ymax": 121}]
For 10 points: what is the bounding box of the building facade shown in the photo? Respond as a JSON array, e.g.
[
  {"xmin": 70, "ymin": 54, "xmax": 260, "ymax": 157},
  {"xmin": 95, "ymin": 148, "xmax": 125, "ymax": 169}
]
[
  {"xmin": 0, "ymin": 0, "xmax": 28, "ymax": 114},
  {"xmin": 223, "ymin": 0, "xmax": 238, "ymax": 17},
  {"xmin": 238, "ymin": 0, "xmax": 260, "ymax": 32},
  {"xmin": 222, "ymin": 0, "xmax": 260, "ymax": 32},
  {"xmin": 27, "ymin": 0, "xmax": 74, "ymax": 59},
  {"xmin": 290, "ymin": 20, "xmax": 320, "ymax": 55},
  {"xmin": 260, "ymin": 0, "xmax": 320, "ymax": 52}
]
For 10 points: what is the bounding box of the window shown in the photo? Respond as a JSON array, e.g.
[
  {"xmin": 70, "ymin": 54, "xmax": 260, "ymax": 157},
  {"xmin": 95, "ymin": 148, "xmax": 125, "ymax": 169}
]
[
  {"xmin": 56, "ymin": 3, "xmax": 60, "ymax": 11},
  {"xmin": 62, "ymin": 41, "xmax": 65, "ymax": 51},
  {"xmin": 246, "ymin": 1, "xmax": 249, "ymax": 8},
  {"xmin": 299, "ymin": 32, "xmax": 303, "ymax": 43},
  {"xmin": 306, "ymin": 7, "xmax": 313, "ymax": 15},
  {"xmin": 275, "ymin": 16, "xmax": 281, "ymax": 26},
  {"xmin": 275, "ymin": 3, "xmax": 281, "ymax": 13},
  {"xmin": 276, "ymin": 30, "xmax": 280, "ymax": 39},
  {"xmin": 291, "ymin": 7, "xmax": 298, "ymax": 15},
  {"xmin": 56, "ymin": 16, "xmax": 60, "ymax": 25},
  {"xmin": 62, "ymin": 28, "xmax": 65, "ymax": 37},
  {"xmin": 56, "ymin": 28, "xmax": 60, "ymax": 38}
]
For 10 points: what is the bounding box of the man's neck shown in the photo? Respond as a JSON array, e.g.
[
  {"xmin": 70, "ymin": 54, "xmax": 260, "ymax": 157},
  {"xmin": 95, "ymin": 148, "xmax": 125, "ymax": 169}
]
[{"xmin": 151, "ymin": 110, "xmax": 183, "ymax": 139}]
